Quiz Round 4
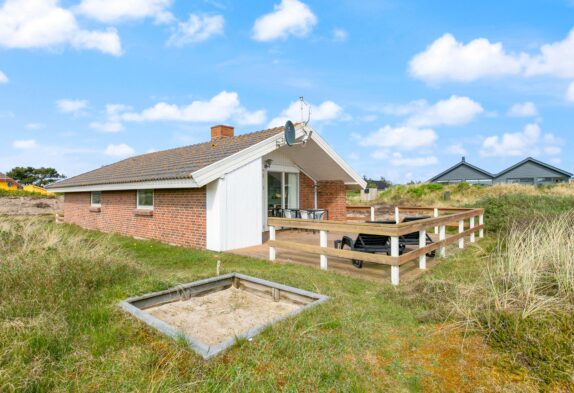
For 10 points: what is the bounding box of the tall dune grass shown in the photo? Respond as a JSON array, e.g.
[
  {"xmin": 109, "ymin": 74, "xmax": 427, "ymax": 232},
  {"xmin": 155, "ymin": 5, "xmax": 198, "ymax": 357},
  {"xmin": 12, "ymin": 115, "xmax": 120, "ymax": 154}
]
[
  {"xmin": 450, "ymin": 213, "xmax": 574, "ymax": 383},
  {"xmin": 0, "ymin": 217, "xmax": 142, "ymax": 391}
]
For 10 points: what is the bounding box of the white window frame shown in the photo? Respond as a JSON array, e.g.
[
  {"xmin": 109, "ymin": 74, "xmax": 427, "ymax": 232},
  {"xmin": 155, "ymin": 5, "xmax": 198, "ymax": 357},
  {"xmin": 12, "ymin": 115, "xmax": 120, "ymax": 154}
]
[
  {"xmin": 91, "ymin": 191, "xmax": 102, "ymax": 207},
  {"xmin": 137, "ymin": 189, "xmax": 154, "ymax": 210},
  {"xmin": 267, "ymin": 171, "xmax": 299, "ymax": 210}
]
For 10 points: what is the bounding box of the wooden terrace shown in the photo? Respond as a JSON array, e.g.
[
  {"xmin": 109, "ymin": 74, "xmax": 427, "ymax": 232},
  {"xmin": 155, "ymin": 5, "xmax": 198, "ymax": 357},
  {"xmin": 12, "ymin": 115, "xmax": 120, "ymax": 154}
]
[{"xmin": 230, "ymin": 206, "xmax": 485, "ymax": 285}]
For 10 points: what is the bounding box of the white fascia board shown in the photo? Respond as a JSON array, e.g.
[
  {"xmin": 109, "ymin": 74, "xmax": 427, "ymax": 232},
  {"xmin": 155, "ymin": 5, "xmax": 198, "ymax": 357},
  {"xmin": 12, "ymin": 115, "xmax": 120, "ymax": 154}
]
[
  {"xmin": 191, "ymin": 127, "xmax": 306, "ymax": 187},
  {"xmin": 307, "ymin": 126, "xmax": 367, "ymax": 189},
  {"xmin": 48, "ymin": 178, "xmax": 199, "ymax": 193}
]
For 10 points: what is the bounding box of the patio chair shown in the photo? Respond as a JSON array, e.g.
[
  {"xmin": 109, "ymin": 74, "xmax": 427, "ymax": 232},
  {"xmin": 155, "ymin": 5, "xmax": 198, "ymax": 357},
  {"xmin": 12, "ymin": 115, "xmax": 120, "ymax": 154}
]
[
  {"xmin": 300, "ymin": 209, "xmax": 326, "ymax": 220},
  {"xmin": 400, "ymin": 216, "xmax": 436, "ymax": 257},
  {"xmin": 367, "ymin": 217, "xmax": 436, "ymax": 258},
  {"xmin": 334, "ymin": 233, "xmax": 406, "ymax": 268},
  {"xmin": 283, "ymin": 209, "xmax": 300, "ymax": 218}
]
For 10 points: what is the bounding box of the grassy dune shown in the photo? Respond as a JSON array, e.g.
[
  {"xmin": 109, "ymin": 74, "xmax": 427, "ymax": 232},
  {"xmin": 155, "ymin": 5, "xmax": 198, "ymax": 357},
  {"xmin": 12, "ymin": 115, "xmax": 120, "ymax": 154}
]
[
  {"xmin": 349, "ymin": 182, "xmax": 574, "ymax": 207},
  {"xmin": 0, "ymin": 217, "xmax": 544, "ymax": 392}
]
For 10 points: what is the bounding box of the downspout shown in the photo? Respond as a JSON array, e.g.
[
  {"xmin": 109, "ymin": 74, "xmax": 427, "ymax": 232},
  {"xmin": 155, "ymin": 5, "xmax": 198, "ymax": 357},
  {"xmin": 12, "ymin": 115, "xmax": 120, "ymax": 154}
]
[{"xmin": 313, "ymin": 180, "xmax": 318, "ymax": 210}]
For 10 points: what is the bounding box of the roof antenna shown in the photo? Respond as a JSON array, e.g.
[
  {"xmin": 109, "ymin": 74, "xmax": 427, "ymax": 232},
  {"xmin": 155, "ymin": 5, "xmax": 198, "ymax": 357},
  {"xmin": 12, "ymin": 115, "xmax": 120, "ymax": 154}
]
[
  {"xmin": 281, "ymin": 97, "xmax": 313, "ymax": 147},
  {"xmin": 299, "ymin": 96, "xmax": 311, "ymax": 126}
]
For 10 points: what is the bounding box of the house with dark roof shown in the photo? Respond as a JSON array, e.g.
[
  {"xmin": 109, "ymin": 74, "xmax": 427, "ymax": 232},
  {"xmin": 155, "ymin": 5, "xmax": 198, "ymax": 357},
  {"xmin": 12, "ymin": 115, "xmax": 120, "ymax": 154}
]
[
  {"xmin": 48, "ymin": 124, "xmax": 366, "ymax": 251},
  {"xmin": 428, "ymin": 156, "xmax": 572, "ymax": 185}
]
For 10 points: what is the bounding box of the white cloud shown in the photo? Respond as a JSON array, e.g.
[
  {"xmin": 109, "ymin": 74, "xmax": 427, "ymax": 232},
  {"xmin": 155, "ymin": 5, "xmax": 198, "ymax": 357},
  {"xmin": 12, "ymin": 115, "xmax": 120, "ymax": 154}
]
[
  {"xmin": 359, "ymin": 125, "xmax": 437, "ymax": 150},
  {"xmin": 13, "ymin": 139, "xmax": 37, "ymax": 149},
  {"xmin": 332, "ymin": 28, "xmax": 348, "ymax": 42},
  {"xmin": 121, "ymin": 91, "xmax": 266, "ymax": 125},
  {"xmin": 0, "ymin": 0, "xmax": 122, "ymax": 56},
  {"xmin": 409, "ymin": 28, "xmax": 574, "ymax": 83},
  {"xmin": 0, "ymin": 70, "xmax": 8, "ymax": 83},
  {"xmin": 566, "ymin": 81, "xmax": 574, "ymax": 102},
  {"xmin": 104, "ymin": 143, "xmax": 134, "ymax": 157},
  {"xmin": 388, "ymin": 152, "xmax": 438, "ymax": 167},
  {"xmin": 507, "ymin": 102, "xmax": 538, "ymax": 117},
  {"xmin": 446, "ymin": 144, "xmax": 467, "ymax": 155},
  {"xmin": 57, "ymin": 99, "xmax": 88, "ymax": 114},
  {"xmin": 167, "ymin": 14, "xmax": 224, "ymax": 46},
  {"xmin": 75, "ymin": 0, "xmax": 172, "ymax": 23},
  {"xmin": 406, "ymin": 96, "xmax": 483, "ymax": 127},
  {"xmin": 480, "ymin": 123, "xmax": 562, "ymax": 157},
  {"xmin": 378, "ymin": 96, "xmax": 483, "ymax": 127},
  {"xmin": 268, "ymin": 100, "xmax": 344, "ymax": 127},
  {"xmin": 252, "ymin": 0, "xmax": 317, "ymax": 42},
  {"xmin": 90, "ymin": 121, "xmax": 124, "ymax": 133},
  {"xmin": 26, "ymin": 123, "xmax": 44, "ymax": 129},
  {"xmin": 409, "ymin": 33, "xmax": 523, "ymax": 83},
  {"xmin": 524, "ymin": 29, "xmax": 574, "ymax": 78}
]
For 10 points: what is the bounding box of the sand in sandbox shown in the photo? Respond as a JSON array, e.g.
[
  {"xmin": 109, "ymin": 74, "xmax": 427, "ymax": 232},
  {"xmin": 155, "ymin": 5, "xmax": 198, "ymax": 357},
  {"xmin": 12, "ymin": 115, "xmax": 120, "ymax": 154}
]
[{"xmin": 144, "ymin": 287, "xmax": 301, "ymax": 345}]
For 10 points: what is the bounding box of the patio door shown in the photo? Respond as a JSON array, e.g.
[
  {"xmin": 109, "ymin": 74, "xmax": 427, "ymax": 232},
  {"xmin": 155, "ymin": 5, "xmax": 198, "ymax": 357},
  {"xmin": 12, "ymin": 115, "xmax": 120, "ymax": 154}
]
[
  {"xmin": 264, "ymin": 171, "xmax": 299, "ymax": 230},
  {"xmin": 267, "ymin": 171, "xmax": 299, "ymax": 210}
]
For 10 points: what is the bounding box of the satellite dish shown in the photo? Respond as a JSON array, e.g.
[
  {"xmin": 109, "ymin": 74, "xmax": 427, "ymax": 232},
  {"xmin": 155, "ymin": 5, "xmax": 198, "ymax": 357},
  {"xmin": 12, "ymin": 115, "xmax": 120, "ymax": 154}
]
[{"xmin": 284, "ymin": 120, "xmax": 296, "ymax": 146}]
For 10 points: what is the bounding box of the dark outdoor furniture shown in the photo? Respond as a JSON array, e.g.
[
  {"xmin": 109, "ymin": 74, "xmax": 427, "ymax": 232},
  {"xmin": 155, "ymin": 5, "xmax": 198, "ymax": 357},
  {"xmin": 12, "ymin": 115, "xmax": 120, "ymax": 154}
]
[
  {"xmin": 334, "ymin": 234, "xmax": 406, "ymax": 268},
  {"xmin": 269, "ymin": 208, "xmax": 328, "ymax": 220},
  {"xmin": 368, "ymin": 216, "xmax": 436, "ymax": 257}
]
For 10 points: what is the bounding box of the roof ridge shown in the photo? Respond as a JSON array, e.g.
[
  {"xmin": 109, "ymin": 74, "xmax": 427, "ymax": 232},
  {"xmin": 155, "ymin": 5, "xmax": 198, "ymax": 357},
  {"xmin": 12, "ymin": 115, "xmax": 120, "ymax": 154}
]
[
  {"xmin": 126, "ymin": 125, "xmax": 284, "ymax": 159},
  {"xmin": 47, "ymin": 125, "xmax": 285, "ymax": 189}
]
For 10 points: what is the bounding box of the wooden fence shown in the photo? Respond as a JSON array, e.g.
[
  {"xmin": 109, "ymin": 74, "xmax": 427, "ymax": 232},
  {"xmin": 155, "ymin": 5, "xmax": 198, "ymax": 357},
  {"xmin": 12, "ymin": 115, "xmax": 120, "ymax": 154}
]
[{"xmin": 268, "ymin": 206, "xmax": 484, "ymax": 285}]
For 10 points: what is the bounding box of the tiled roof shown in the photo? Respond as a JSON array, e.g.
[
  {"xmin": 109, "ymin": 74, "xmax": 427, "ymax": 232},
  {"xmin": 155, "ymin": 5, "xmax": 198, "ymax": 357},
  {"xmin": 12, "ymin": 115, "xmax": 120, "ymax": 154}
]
[
  {"xmin": 49, "ymin": 126, "xmax": 284, "ymax": 189},
  {"xmin": 0, "ymin": 173, "xmax": 17, "ymax": 182}
]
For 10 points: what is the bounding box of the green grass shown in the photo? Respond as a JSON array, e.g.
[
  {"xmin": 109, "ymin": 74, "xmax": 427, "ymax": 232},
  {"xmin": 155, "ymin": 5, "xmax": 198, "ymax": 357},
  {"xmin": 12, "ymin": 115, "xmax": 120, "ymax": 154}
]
[
  {"xmin": 0, "ymin": 217, "xmax": 540, "ymax": 392},
  {"xmin": 469, "ymin": 193, "xmax": 574, "ymax": 234},
  {"xmin": 348, "ymin": 182, "xmax": 574, "ymax": 208}
]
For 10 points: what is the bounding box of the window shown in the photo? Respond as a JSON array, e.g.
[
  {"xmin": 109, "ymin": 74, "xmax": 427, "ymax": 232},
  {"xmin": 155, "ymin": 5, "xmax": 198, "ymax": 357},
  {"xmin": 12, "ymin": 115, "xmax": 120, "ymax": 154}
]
[
  {"xmin": 91, "ymin": 191, "xmax": 101, "ymax": 207},
  {"xmin": 137, "ymin": 189, "xmax": 154, "ymax": 210},
  {"xmin": 267, "ymin": 172, "xmax": 299, "ymax": 209}
]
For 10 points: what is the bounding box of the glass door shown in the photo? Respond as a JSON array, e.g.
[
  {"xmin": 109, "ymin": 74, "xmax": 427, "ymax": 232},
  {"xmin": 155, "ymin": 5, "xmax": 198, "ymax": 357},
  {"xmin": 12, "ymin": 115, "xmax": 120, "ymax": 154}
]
[
  {"xmin": 267, "ymin": 171, "xmax": 299, "ymax": 214},
  {"xmin": 267, "ymin": 171, "xmax": 283, "ymax": 210}
]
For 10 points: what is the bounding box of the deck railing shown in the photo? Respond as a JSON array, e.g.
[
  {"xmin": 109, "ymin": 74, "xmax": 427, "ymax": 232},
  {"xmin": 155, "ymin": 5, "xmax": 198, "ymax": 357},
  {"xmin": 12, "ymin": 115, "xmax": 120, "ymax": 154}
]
[{"xmin": 268, "ymin": 206, "xmax": 485, "ymax": 285}]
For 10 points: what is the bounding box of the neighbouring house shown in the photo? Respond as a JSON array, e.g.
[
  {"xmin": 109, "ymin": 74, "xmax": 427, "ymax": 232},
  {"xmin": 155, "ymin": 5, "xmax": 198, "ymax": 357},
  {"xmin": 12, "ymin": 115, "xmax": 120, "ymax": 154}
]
[
  {"xmin": 0, "ymin": 173, "xmax": 22, "ymax": 190},
  {"xmin": 428, "ymin": 156, "xmax": 572, "ymax": 185},
  {"xmin": 23, "ymin": 185, "xmax": 54, "ymax": 196},
  {"xmin": 47, "ymin": 124, "xmax": 366, "ymax": 251}
]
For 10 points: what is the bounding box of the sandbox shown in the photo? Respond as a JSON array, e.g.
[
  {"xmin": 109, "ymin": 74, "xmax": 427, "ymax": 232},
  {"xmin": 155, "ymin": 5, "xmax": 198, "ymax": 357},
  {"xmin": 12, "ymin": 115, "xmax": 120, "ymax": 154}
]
[{"xmin": 119, "ymin": 273, "xmax": 328, "ymax": 359}]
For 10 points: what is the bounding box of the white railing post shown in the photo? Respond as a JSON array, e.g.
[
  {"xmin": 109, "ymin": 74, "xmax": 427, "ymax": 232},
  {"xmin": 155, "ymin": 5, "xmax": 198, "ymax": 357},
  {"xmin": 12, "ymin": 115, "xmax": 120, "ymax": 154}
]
[
  {"xmin": 479, "ymin": 214, "xmax": 484, "ymax": 238},
  {"xmin": 391, "ymin": 236, "xmax": 400, "ymax": 285},
  {"xmin": 419, "ymin": 229, "xmax": 426, "ymax": 269},
  {"xmin": 370, "ymin": 206, "xmax": 375, "ymax": 221},
  {"xmin": 269, "ymin": 226, "xmax": 276, "ymax": 261},
  {"xmin": 458, "ymin": 220, "xmax": 465, "ymax": 249},
  {"xmin": 319, "ymin": 230, "xmax": 328, "ymax": 270},
  {"xmin": 394, "ymin": 206, "xmax": 400, "ymax": 223},
  {"xmin": 439, "ymin": 224, "xmax": 446, "ymax": 257},
  {"xmin": 433, "ymin": 208, "xmax": 439, "ymax": 234},
  {"xmin": 470, "ymin": 217, "xmax": 476, "ymax": 243}
]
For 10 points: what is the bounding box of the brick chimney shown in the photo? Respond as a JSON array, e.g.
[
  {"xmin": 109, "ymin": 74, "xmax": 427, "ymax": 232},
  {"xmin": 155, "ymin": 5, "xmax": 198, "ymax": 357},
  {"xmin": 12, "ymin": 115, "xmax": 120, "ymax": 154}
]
[{"xmin": 211, "ymin": 125, "xmax": 234, "ymax": 140}]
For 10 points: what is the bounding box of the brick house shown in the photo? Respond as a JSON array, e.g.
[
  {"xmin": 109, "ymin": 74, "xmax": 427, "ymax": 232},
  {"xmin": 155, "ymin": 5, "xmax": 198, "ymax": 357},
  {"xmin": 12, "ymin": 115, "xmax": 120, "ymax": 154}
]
[{"xmin": 47, "ymin": 124, "xmax": 366, "ymax": 251}]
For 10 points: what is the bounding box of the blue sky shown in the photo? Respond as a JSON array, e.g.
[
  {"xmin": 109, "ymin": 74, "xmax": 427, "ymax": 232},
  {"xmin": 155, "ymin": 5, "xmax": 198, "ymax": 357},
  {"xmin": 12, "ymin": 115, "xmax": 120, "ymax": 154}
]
[{"xmin": 1, "ymin": 0, "xmax": 573, "ymax": 183}]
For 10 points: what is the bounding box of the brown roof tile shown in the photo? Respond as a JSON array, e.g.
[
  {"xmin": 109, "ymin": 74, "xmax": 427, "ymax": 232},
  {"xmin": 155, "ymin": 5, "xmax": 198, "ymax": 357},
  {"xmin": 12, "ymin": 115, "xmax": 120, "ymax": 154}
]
[{"xmin": 49, "ymin": 126, "xmax": 283, "ymax": 188}]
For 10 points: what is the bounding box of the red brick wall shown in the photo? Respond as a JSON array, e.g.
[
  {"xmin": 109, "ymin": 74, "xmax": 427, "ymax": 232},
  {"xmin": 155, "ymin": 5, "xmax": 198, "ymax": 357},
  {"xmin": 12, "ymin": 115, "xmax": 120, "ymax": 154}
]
[
  {"xmin": 299, "ymin": 173, "xmax": 315, "ymax": 209},
  {"xmin": 298, "ymin": 173, "xmax": 347, "ymax": 221},
  {"xmin": 317, "ymin": 180, "xmax": 347, "ymax": 221},
  {"xmin": 64, "ymin": 188, "xmax": 206, "ymax": 248}
]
